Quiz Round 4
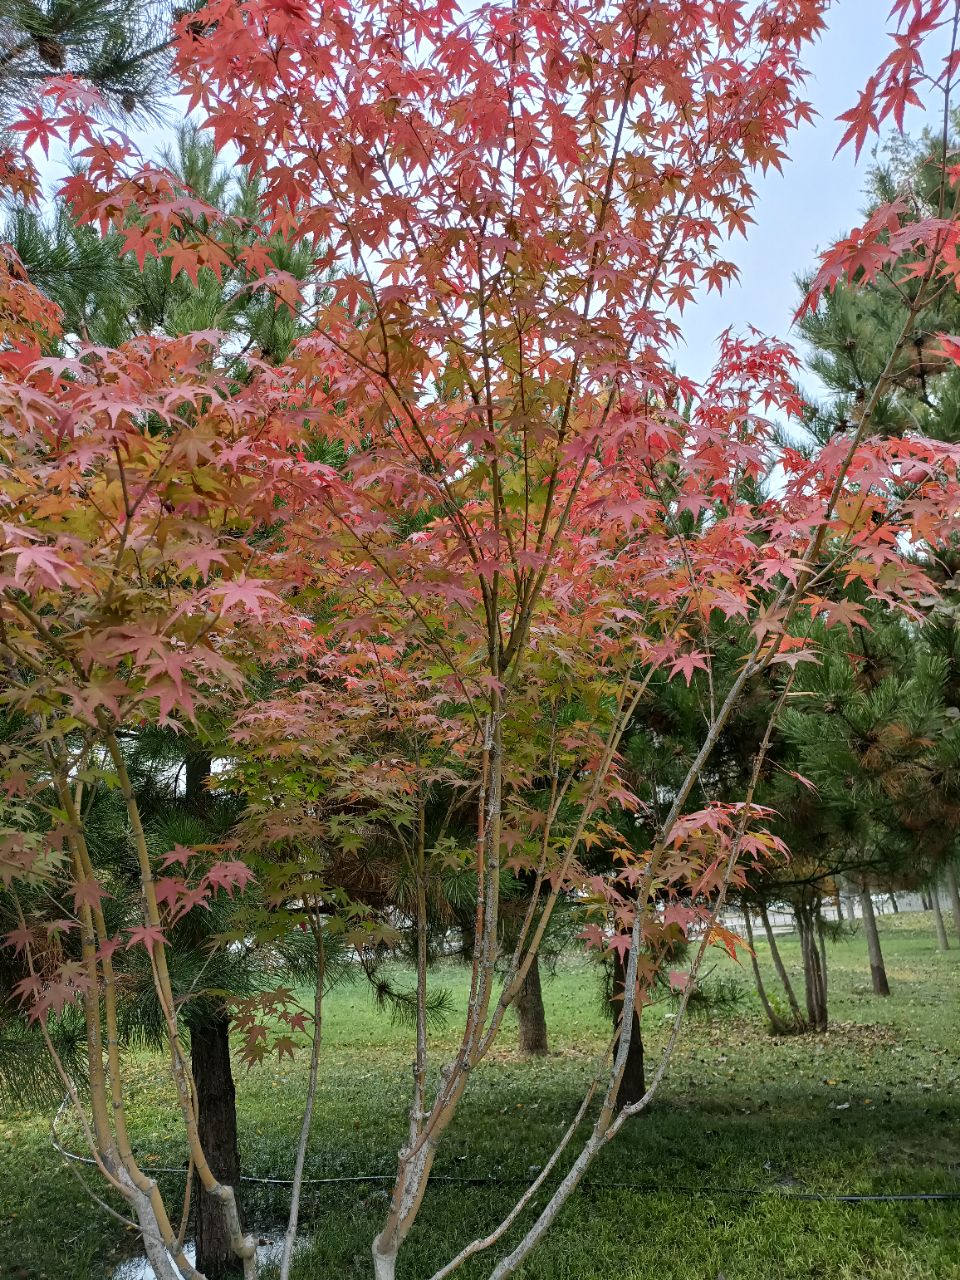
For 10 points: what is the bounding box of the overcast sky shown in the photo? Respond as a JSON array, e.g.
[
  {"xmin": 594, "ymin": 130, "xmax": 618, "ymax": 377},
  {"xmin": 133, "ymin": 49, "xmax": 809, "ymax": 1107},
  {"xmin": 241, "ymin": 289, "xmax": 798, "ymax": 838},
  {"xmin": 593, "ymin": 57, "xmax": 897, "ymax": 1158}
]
[
  {"xmin": 34, "ymin": 1, "xmax": 943, "ymax": 392},
  {"xmin": 675, "ymin": 0, "xmax": 937, "ymax": 386}
]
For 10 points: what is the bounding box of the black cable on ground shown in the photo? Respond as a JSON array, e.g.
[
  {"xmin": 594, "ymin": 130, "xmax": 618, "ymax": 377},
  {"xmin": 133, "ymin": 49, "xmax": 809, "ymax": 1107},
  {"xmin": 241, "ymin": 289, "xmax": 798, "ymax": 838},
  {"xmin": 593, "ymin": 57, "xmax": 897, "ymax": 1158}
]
[
  {"xmin": 50, "ymin": 1098, "xmax": 959, "ymax": 1204},
  {"xmin": 51, "ymin": 1147, "xmax": 960, "ymax": 1203}
]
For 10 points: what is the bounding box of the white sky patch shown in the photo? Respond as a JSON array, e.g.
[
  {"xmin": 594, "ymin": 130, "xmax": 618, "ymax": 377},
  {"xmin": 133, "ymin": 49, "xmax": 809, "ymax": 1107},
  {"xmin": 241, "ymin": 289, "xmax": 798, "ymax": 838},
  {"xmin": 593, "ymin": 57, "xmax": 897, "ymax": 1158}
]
[
  {"xmin": 671, "ymin": 1, "xmax": 942, "ymax": 392},
  {"xmin": 20, "ymin": 0, "xmax": 949, "ymax": 415}
]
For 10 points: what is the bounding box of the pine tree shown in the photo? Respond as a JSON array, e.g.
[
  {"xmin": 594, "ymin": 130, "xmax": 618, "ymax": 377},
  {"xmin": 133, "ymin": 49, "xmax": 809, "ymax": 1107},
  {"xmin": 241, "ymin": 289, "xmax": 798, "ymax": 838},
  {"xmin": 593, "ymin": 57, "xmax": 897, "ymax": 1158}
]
[
  {"xmin": 0, "ymin": 1, "xmax": 175, "ymax": 123},
  {"xmin": 797, "ymin": 133, "xmax": 960, "ymax": 451},
  {"xmin": 8, "ymin": 120, "xmax": 317, "ymax": 358},
  {"xmin": 795, "ymin": 126, "xmax": 960, "ymax": 963},
  {"xmin": 772, "ymin": 620, "xmax": 929, "ymax": 991}
]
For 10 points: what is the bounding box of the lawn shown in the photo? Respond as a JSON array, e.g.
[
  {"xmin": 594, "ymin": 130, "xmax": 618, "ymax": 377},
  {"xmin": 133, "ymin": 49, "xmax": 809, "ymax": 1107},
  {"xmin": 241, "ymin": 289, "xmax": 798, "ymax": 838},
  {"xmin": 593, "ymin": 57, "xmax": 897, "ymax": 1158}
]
[{"xmin": 1, "ymin": 912, "xmax": 958, "ymax": 1280}]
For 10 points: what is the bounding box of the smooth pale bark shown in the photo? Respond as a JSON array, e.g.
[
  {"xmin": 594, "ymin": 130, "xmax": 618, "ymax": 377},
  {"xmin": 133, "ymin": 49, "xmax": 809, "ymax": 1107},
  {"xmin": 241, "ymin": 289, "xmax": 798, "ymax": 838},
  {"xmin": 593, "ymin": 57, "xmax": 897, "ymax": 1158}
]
[
  {"xmin": 192, "ymin": 1010, "xmax": 242, "ymax": 1277},
  {"xmin": 103, "ymin": 733, "xmax": 253, "ymax": 1276},
  {"xmin": 931, "ymin": 886, "xmax": 950, "ymax": 951},
  {"xmin": 859, "ymin": 890, "xmax": 890, "ymax": 996},
  {"xmin": 373, "ymin": 1246, "xmax": 397, "ymax": 1280},
  {"xmin": 945, "ymin": 865, "xmax": 960, "ymax": 945},
  {"xmin": 279, "ymin": 956, "xmax": 324, "ymax": 1280},
  {"xmin": 516, "ymin": 953, "xmax": 549, "ymax": 1056},
  {"xmin": 56, "ymin": 761, "xmax": 228, "ymax": 1280},
  {"xmin": 127, "ymin": 1175, "xmax": 184, "ymax": 1280},
  {"xmin": 760, "ymin": 902, "xmax": 805, "ymax": 1028},
  {"xmin": 610, "ymin": 949, "xmax": 645, "ymax": 1108},
  {"xmin": 744, "ymin": 909, "xmax": 789, "ymax": 1033},
  {"xmin": 371, "ymin": 710, "xmax": 506, "ymax": 1280}
]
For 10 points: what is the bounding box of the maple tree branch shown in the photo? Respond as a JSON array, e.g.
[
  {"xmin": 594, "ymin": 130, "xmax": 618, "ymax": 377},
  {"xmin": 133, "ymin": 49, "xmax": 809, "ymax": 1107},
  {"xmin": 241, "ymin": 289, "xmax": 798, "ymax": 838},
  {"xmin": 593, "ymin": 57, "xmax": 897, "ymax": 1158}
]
[
  {"xmin": 14, "ymin": 894, "xmax": 124, "ymax": 1193},
  {"xmin": 45, "ymin": 742, "xmax": 202, "ymax": 1278},
  {"xmin": 279, "ymin": 913, "xmax": 324, "ymax": 1280},
  {"xmin": 320, "ymin": 505, "xmax": 483, "ymax": 730},
  {"xmin": 96, "ymin": 718, "xmax": 256, "ymax": 1276},
  {"xmin": 483, "ymin": 668, "xmax": 796, "ymax": 1280},
  {"xmin": 425, "ymin": 1046, "xmax": 610, "ymax": 1280},
  {"xmin": 410, "ymin": 794, "xmax": 429, "ymax": 1144}
]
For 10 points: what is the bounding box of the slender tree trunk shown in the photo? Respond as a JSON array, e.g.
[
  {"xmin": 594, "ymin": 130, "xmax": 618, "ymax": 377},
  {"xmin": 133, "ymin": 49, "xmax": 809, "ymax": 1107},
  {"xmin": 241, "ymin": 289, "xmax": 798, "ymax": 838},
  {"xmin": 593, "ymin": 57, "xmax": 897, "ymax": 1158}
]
[
  {"xmin": 833, "ymin": 887, "xmax": 844, "ymax": 921},
  {"xmin": 280, "ymin": 936, "xmax": 324, "ymax": 1280},
  {"xmin": 931, "ymin": 885, "xmax": 950, "ymax": 951},
  {"xmin": 797, "ymin": 901, "xmax": 827, "ymax": 1031},
  {"xmin": 744, "ymin": 909, "xmax": 788, "ymax": 1032},
  {"xmin": 945, "ymin": 864, "xmax": 960, "ymax": 946},
  {"xmin": 610, "ymin": 949, "xmax": 645, "ymax": 1108},
  {"xmin": 921, "ymin": 889, "xmax": 932, "ymax": 911},
  {"xmin": 759, "ymin": 902, "xmax": 805, "ymax": 1028},
  {"xmin": 816, "ymin": 906, "xmax": 828, "ymax": 1002},
  {"xmin": 800, "ymin": 922, "xmax": 815, "ymax": 1026},
  {"xmin": 888, "ymin": 893, "xmax": 899, "ymax": 914},
  {"xmin": 185, "ymin": 751, "xmax": 210, "ymax": 810},
  {"xmin": 516, "ymin": 953, "xmax": 549, "ymax": 1056},
  {"xmin": 859, "ymin": 890, "xmax": 890, "ymax": 996},
  {"xmin": 192, "ymin": 1008, "xmax": 242, "ymax": 1277},
  {"xmin": 185, "ymin": 750, "xmax": 243, "ymax": 1273}
]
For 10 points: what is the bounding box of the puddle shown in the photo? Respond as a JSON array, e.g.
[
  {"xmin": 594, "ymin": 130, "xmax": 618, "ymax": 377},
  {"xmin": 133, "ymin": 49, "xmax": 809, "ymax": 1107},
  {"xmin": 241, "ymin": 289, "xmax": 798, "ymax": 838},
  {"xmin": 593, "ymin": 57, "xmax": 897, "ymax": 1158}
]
[{"xmin": 113, "ymin": 1234, "xmax": 283, "ymax": 1279}]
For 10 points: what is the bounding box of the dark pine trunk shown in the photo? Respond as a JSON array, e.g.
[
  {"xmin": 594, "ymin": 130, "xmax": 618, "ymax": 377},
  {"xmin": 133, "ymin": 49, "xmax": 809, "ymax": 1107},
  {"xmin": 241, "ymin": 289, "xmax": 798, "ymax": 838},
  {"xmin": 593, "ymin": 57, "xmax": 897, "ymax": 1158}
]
[
  {"xmin": 860, "ymin": 890, "xmax": 890, "ymax": 996},
  {"xmin": 516, "ymin": 953, "xmax": 549, "ymax": 1056},
  {"xmin": 816, "ymin": 906, "xmax": 828, "ymax": 1003},
  {"xmin": 185, "ymin": 751, "xmax": 211, "ymax": 811},
  {"xmin": 611, "ymin": 950, "xmax": 645, "ymax": 1109},
  {"xmin": 191, "ymin": 1007, "xmax": 242, "ymax": 1277}
]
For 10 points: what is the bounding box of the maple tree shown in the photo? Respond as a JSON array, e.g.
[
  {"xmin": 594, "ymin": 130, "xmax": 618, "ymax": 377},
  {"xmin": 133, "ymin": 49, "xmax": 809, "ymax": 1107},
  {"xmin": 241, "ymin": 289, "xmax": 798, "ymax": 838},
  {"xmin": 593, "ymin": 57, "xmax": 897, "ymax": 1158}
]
[
  {"xmin": 0, "ymin": 140, "xmax": 322, "ymax": 1271},
  {"xmin": 0, "ymin": 122, "xmax": 349, "ymax": 1277},
  {"xmin": 4, "ymin": 2, "xmax": 960, "ymax": 1279}
]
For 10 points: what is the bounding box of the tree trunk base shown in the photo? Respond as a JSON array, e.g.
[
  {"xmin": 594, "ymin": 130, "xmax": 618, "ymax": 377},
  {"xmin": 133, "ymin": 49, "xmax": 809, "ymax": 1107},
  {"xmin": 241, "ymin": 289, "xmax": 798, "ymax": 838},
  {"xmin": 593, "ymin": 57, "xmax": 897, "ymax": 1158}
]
[
  {"xmin": 611, "ymin": 951, "xmax": 646, "ymax": 1111},
  {"xmin": 516, "ymin": 954, "xmax": 549, "ymax": 1057},
  {"xmin": 192, "ymin": 1008, "xmax": 242, "ymax": 1277},
  {"xmin": 931, "ymin": 888, "xmax": 950, "ymax": 952},
  {"xmin": 373, "ymin": 1243, "xmax": 397, "ymax": 1280},
  {"xmin": 797, "ymin": 901, "xmax": 828, "ymax": 1032},
  {"xmin": 946, "ymin": 865, "xmax": 960, "ymax": 946}
]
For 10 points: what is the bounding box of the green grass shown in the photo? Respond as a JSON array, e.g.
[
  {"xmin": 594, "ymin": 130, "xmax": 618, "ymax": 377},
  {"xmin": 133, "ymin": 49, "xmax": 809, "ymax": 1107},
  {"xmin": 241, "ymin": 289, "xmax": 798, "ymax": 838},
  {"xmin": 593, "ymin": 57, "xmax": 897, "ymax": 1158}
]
[{"xmin": 2, "ymin": 911, "xmax": 959, "ymax": 1280}]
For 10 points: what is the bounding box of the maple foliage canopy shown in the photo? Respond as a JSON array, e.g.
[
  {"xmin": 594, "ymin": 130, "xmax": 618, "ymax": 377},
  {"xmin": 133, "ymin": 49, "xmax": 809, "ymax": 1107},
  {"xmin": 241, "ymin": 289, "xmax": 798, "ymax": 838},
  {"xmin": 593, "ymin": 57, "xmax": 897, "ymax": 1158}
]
[{"xmin": 3, "ymin": 2, "xmax": 960, "ymax": 1278}]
